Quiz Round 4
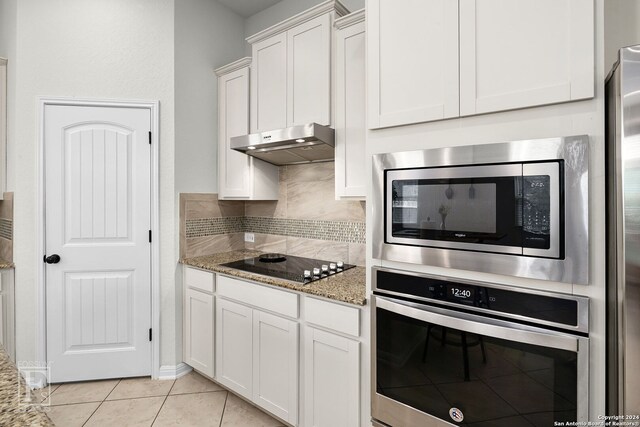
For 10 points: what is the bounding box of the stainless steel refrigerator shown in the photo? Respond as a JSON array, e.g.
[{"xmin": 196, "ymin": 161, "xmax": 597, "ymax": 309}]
[{"xmin": 606, "ymin": 45, "xmax": 640, "ymax": 415}]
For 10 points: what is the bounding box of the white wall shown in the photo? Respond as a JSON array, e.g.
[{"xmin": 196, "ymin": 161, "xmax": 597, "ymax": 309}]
[
  {"xmin": 604, "ymin": 0, "xmax": 640, "ymax": 73},
  {"xmin": 12, "ymin": 0, "xmax": 177, "ymax": 368},
  {"xmin": 174, "ymin": 0, "xmax": 246, "ymax": 366},
  {"xmin": 366, "ymin": 0, "xmax": 608, "ymax": 419},
  {"xmin": 243, "ymin": 0, "xmax": 364, "ymax": 50},
  {"xmin": 175, "ymin": 0, "xmax": 246, "ymax": 194},
  {"xmin": 0, "ymin": 0, "xmax": 17, "ymax": 191}
]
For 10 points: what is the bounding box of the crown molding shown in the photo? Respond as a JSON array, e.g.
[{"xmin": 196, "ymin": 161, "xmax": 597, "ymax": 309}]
[
  {"xmin": 214, "ymin": 57, "xmax": 252, "ymax": 77},
  {"xmin": 334, "ymin": 8, "xmax": 365, "ymax": 29},
  {"xmin": 246, "ymin": 0, "xmax": 349, "ymax": 45}
]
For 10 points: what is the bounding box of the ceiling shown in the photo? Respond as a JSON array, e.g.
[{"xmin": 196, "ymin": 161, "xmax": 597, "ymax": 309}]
[{"xmin": 217, "ymin": 0, "xmax": 283, "ymax": 18}]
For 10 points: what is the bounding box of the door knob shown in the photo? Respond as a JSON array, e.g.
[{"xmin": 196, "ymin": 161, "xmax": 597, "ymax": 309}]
[{"xmin": 44, "ymin": 254, "xmax": 61, "ymax": 264}]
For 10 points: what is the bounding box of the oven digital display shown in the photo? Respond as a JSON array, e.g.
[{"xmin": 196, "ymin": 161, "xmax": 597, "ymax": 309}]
[{"xmin": 447, "ymin": 284, "xmax": 475, "ymax": 301}]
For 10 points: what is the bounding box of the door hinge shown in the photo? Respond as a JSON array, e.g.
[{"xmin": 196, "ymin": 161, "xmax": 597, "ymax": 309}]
[
  {"xmin": 149, "ymin": 230, "xmax": 152, "ymax": 243},
  {"xmin": 149, "ymin": 328, "xmax": 152, "ymax": 341},
  {"xmin": 148, "ymin": 131, "xmax": 152, "ymax": 145}
]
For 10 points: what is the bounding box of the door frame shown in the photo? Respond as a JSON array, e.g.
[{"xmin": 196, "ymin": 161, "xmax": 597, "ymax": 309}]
[{"xmin": 37, "ymin": 97, "xmax": 161, "ymax": 384}]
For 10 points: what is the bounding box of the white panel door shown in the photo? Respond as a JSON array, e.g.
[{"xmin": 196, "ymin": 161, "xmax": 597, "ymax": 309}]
[
  {"xmin": 251, "ymin": 33, "xmax": 288, "ymax": 133},
  {"xmin": 368, "ymin": 0, "xmax": 459, "ymax": 129},
  {"xmin": 459, "ymin": 0, "xmax": 594, "ymax": 115},
  {"xmin": 45, "ymin": 104, "xmax": 151, "ymax": 383},
  {"xmin": 215, "ymin": 298, "xmax": 253, "ymax": 399},
  {"xmin": 218, "ymin": 65, "xmax": 251, "ymax": 198},
  {"xmin": 287, "ymin": 13, "xmax": 332, "ymax": 127},
  {"xmin": 252, "ymin": 310, "xmax": 298, "ymax": 425},
  {"xmin": 335, "ymin": 17, "xmax": 366, "ymax": 199},
  {"xmin": 304, "ymin": 327, "xmax": 360, "ymax": 427},
  {"xmin": 184, "ymin": 288, "xmax": 214, "ymax": 378}
]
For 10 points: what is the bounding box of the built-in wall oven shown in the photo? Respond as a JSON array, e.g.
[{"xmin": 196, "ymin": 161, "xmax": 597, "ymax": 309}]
[
  {"xmin": 372, "ymin": 268, "xmax": 590, "ymax": 427},
  {"xmin": 372, "ymin": 136, "xmax": 589, "ymax": 284}
]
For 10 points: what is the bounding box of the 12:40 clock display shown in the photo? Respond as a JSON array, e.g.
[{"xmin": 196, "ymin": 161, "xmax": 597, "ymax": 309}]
[{"xmin": 447, "ymin": 284, "xmax": 475, "ymax": 300}]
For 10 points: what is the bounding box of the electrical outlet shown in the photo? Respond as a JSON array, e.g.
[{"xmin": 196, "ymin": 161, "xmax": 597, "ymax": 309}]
[{"xmin": 244, "ymin": 232, "xmax": 255, "ymax": 243}]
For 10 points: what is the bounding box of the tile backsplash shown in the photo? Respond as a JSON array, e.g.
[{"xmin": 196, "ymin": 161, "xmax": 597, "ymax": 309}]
[
  {"xmin": 179, "ymin": 193, "xmax": 245, "ymax": 259},
  {"xmin": 180, "ymin": 162, "xmax": 366, "ymax": 265},
  {"xmin": 0, "ymin": 192, "xmax": 13, "ymax": 263}
]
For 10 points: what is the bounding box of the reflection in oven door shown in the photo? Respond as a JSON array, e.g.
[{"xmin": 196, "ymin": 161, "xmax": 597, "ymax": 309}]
[{"xmin": 372, "ymin": 295, "xmax": 589, "ymax": 427}]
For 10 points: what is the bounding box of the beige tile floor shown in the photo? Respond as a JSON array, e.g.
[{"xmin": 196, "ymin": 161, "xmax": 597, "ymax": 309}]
[{"xmin": 43, "ymin": 371, "xmax": 286, "ymax": 427}]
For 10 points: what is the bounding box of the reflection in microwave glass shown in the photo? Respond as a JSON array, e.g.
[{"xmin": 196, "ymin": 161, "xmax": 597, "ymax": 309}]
[{"xmin": 392, "ymin": 181, "xmax": 497, "ymax": 234}]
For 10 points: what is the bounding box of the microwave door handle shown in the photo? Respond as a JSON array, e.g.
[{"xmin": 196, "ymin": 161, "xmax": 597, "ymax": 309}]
[{"xmin": 374, "ymin": 296, "xmax": 578, "ymax": 353}]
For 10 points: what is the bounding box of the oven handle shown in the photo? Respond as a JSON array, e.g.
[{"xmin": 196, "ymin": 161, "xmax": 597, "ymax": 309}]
[{"xmin": 375, "ymin": 295, "xmax": 579, "ymax": 352}]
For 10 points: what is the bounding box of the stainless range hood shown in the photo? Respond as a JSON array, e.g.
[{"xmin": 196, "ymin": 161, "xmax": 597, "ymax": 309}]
[{"xmin": 230, "ymin": 123, "xmax": 335, "ymax": 166}]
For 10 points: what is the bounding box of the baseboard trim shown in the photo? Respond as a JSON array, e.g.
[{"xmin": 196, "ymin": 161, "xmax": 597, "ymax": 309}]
[{"xmin": 157, "ymin": 363, "xmax": 192, "ymax": 380}]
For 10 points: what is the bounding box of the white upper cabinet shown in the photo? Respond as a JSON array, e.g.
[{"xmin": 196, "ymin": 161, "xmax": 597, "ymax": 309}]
[
  {"xmin": 367, "ymin": 0, "xmax": 595, "ymax": 129},
  {"xmin": 251, "ymin": 34, "xmax": 288, "ymax": 133},
  {"xmin": 287, "ymin": 13, "xmax": 332, "ymax": 127},
  {"xmin": 247, "ymin": 0, "xmax": 349, "ymax": 133},
  {"xmin": 334, "ymin": 10, "xmax": 366, "ymax": 200},
  {"xmin": 367, "ymin": 0, "xmax": 459, "ymax": 129},
  {"xmin": 459, "ymin": 0, "xmax": 594, "ymax": 116},
  {"xmin": 216, "ymin": 58, "xmax": 279, "ymax": 200}
]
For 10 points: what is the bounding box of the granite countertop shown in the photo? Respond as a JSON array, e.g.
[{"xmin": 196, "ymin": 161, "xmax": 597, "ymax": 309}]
[
  {"xmin": 181, "ymin": 250, "xmax": 367, "ymax": 306},
  {"xmin": 0, "ymin": 259, "xmax": 14, "ymax": 269},
  {"xmin": 0, "ymin": 347, "xmax": 54, "ymax": 426}
]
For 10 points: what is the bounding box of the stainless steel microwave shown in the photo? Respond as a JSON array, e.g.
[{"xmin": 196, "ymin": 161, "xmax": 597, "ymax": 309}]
[{"xmin": 372, "ymin": 136, "xmax": 589, "ymax": 285}]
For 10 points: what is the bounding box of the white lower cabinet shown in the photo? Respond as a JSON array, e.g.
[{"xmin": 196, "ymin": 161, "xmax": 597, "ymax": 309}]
[
  {"xmin": 184, "ymin": 289, "xmax": 214, "ymax": 378},
  {"xmin": 215, "ymin": 297, "xmax": 253, "ymax": 399},
  {"xmin": 253, "ymin": 310, "xmax": 299, "ymax": 424},
  {"xmin": 184, "ymin": 271, "xmax": 363, "ymax": 427},
  {"xmin": 215, "ymin": 282, "xmax": 299, "ymax": 425},
  {"xmin": 183, "ymin": 267, "xmax": 215, "ymax": 378},
  {"xmin": 304, "ymin": 326, "xmax": 360, "ymax": 427}
]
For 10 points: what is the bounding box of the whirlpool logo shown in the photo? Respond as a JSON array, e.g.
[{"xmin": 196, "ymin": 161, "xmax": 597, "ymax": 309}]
[{"xmin": 449, "ymin": 407, "xmax": 464, "ymax": 423}]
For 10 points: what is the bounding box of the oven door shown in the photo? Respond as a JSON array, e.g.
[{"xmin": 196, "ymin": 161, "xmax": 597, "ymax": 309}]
[
  {"xmin": 372, "ymin": 295, "xmax": 589, "ymax": 427},
  {"xmin": 386, "ymin": 162, "xmax": 560, "ymax": 258}
]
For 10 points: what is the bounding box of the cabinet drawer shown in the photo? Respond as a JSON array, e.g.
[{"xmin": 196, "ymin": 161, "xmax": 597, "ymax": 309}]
[
  {"xmin": 217, "ymin": 275, "xmax": 298, "ymax": 319},
  {"xmin": 185, "ymin": 267, "xmax": 215, "ymax": 294},
  {"xmin": 305, "ymin": 297, "xmax": 360, "ymax": 337}
]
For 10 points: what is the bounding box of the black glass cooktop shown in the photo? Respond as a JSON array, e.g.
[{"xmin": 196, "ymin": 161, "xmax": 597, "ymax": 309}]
[{"xmin": 221, "ymin": 253, "xmax": 355, "ymax": 284}]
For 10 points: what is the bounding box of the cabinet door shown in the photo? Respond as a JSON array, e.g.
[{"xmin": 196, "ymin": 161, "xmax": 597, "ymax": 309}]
[
  {"xmin": 253, "ymin": 310, "xmax": 299, "ymax": 425},
  {"xmin": 218, "ymin": 66, "xmax": 251, "ymax": 198},
  {"xmin": 335, "ymin": 18, "xmax": 366, "ymax": 199},
  {"xmin": 216, "ymin": 298, "xmax": 253, "ymax": 399},
  {"xmin": 367, "ymin": 0, "xmax": 459, "ymax": 129},
  {"xmin": 304, "ymin": 327, "xmax": 360, "ymax": 427},
  {"xmin": 287, "ymin": 13, "xmax": 332, "ymax": 127},
  {"xmin": 459, "ymin": 0, "xmax": 594, "ymax": 115},
  {"xmin": 184, "ymin": 288, "xmax": 214, "ymax": 378},
  {"xmin": 251, "ymin": 33, "xmax": 288, "ymax": 133}
]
